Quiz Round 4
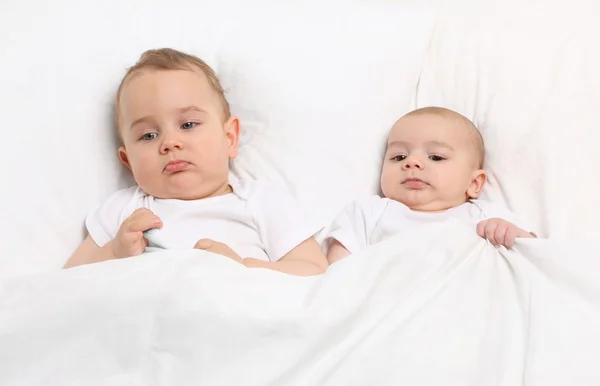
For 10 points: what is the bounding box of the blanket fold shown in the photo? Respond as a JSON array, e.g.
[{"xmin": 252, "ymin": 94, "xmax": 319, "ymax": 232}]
[{"xmin": 1, "ymin": 220, "xmax": 599, "ymax": 386}]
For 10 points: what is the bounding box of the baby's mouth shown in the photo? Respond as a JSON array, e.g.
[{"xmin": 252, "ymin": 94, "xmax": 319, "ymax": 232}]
[
  {"xmin": 164, "ymin": 160, "xmax": 191, "ymax": 173},
  {"xmin": 402, "ymin": 177, "xmax": 429, "ymax": 188}
]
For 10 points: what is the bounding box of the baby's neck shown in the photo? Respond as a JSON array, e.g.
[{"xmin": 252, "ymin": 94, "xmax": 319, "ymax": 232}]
[
  {"xmin": 155, "ymin": 182, "xmax": 233, "ymax": 201},
  {"xmin": 408, "ymin": 206, "xmax": 454, "ymax": 213},
  {"xmin": 398, "ymin": 198, "xmax": 472, "ymax": 213}
]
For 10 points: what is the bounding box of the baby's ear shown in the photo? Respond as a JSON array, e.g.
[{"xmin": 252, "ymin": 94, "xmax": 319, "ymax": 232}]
[
  {"xmin": 467, "ymin": 169, "xmax": 487, "ymax": 198},
  {"xmin": 224, "ymin": 116, "xmax": 240, "ymax": 159},
  {"xmin": 118, "ymin": 146, "xmax": 132, "ymax": 171}
]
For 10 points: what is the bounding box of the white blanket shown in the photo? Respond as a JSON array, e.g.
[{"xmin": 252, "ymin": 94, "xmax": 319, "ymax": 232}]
[{"xmin": 1, "ymin": 221, "xmax": 600, "ymax": 385}]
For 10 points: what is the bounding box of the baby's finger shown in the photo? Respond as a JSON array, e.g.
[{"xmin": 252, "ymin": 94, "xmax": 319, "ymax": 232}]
[
  {"xmin": 484, "ymin": 222, "xmax": 499, "ymax": 246},
  {"xmin": 476, "ymin": 220, "xmax": 489, "ymax": 237},
  {"xmin": 195, "ymin": 239, "xmax": 242, "ymax": 262},
  {"xmin": 122, "ymin": 230, "xmax": 143, "ymax": 244},
  {"xmin": 120, "ymin": 231, "xmax": 146, "ymax": 256},
  {"xmin": 196, "ymin": 239, "xmax": 229, "ymax": 254},
  {"xmin": 494, "ymin": 225, "xmax": 508, "ymax": 248},
  {"xmin": 128, "ymin": 208, "xmax": 156, "ymax": 218},
  {"xmin": 194, "ymin": 238, "xmax": 214, "ymax": 249},
  {"xmin": 131, "ymin": 237, "xmax": 149, "ymax": 255},
  {"xmin": 127, "ymin": 214, "xmax": 163, "ymax": 232},
  {"xmin": 504, "ymin": 226, "xmax": 518, "ymax": 249}
]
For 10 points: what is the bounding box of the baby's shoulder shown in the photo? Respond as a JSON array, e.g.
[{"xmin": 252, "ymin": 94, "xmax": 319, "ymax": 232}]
[
  {"xmin": 85, "ymin": 185, "xmax": 146, "ymax": 244},
  {"xmin": 230, "ymin": 178, "xmax": 321, "ymax": 232},
  {"xmin": 355, "ymin": 194, "xmax": 387, "ymax": 208},
  {"xmin": 467, "ymin": 198, "xmax": 526, "ymax": 225},
  {"xmin": 338, "ymin": 194, "xmax": 390, "ymax": 217},
  {"xmin": 468, "ymin": 198, "xmax": 510, "ymax": 216},
  {"xmin": 470, "ymin": 199, "xmax": 525, "ymax": 223},
  {"xmin": 96, "ymin": 185, "xmax": 145, "ymax": 210},
  {"xmin": 231, "ymin": 178, "xmax": 293, "ymax": 203},
  {"xmin": 87, "ymin": 185, "xmax": 150, "ymax": 225},
  {"xmin": 230, "ymin": 178, "xmax": 307, "ymax": 220}
]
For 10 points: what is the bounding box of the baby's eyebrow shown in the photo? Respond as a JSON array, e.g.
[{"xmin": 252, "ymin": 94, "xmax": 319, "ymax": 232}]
[
  {"xmin": 387, "ymin": 140, "xmax": 454, "ymax": 151},
  {"xmin": 177, "ymin": 105, "xmax": 208, "ymax": 114},
  {"xmin": 387, "ymin": 140, "xmax": 409, "ymax": 148},
  {"xmin": 129, "ymin": 116, "xmax": 154, "ymax": 130},
  {"xmin": 425, "ymin": 141, "xmax": 454, "ymax": 150}
]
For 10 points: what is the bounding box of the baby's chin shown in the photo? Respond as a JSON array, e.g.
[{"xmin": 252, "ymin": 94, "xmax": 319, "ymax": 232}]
[
  {"xmin": 136, "ymin": 180, "xmax": 195, "ymax": 200},
  {"xmin": 387, "ymin": 193, "xmax": 459, "ymax": 213}
]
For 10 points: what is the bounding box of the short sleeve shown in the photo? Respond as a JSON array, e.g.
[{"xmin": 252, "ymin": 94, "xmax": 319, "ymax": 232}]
[
  {"xmin": 324, "ymin": 195, "xmax": 384, "ymax": 254},
  {"xmin": 250, "ymin": 183, "xmax": 324, "ymax": 261},
  {"xmin": 472, "ymin": 199, "xmax": 533, "ymax": 233},
  {"xmin": 85, "ymin": 186, "xmax": 139, "ymax": 247}
]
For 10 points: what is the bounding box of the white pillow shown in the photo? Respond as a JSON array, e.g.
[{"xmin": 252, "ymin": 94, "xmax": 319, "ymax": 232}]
[
  {"xmin": 224, "ymin": 2, "xmax": 438, "ymax": 237},
  {"xmin": 0, "ymin": 1, "xmax": 438, "ymax": 277},
  {"xmin": 0, "ymin": 0, "xmax": 241, "ymax": 278},
  {"xmin": 415, "ymin": 0, "xmax": 600, "ymax": 239}
]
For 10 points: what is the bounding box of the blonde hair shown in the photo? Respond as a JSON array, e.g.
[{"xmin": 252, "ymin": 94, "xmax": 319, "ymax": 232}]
[
  {"xmin": 405, "ymin": 106, "xmax": 485, "ymax": 168},
  {"xmin": 115, "ymin": 48, "xmax": 230, "ymax": 130}
]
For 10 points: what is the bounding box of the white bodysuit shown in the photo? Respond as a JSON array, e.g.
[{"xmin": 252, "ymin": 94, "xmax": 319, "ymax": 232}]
[
  {"xmin": 325, "ymin": 195, "xmax": 529, "ymax": 253},
  {"xmin": 86, "ymin": 178, "xmax": 322, "ymax": 261}
]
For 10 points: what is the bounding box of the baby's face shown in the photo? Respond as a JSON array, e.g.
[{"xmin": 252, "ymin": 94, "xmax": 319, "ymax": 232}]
[
  {"xmin": 118, "ymin": 69, "xmax": 238, "ymax": 200},
  {"xmin": 380, "ymin": 113, "xmax": 485, "ymax": 211}
]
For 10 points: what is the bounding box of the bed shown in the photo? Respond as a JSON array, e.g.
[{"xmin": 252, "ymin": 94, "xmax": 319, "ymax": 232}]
[{"xmin": 1, "ymin": 0, "xmax": 599, "ymax": 384}]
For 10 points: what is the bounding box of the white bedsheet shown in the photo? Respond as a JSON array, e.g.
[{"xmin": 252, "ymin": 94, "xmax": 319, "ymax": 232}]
[{"xmin": 2, "ymin": 220, "xmax": 599, "ymax": 385}]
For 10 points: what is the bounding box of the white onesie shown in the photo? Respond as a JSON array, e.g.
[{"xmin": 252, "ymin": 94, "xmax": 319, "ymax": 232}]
[
  {"xmin": 325, "ymin": 195, "xmax": 529, "ymax": 254},
  {"xmin": 86, "ymin": 177, "xmax": 322, "ymax": 261}
]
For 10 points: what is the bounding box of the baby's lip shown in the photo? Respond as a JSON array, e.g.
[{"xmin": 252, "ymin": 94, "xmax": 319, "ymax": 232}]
[
  {"xmin": 402, "ymin": 177, "xmax": 427, "ymax": 184},
  {"xmin": 402, "ymin": 177, "xmax": 429, "ymax": 188},
  {"xmin": 164, "ymin": 159, "xmax": 191, "ymax": 173}
]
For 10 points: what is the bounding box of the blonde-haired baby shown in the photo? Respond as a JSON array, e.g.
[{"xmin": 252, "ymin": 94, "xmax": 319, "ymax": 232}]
[{"xmin": 65, "ymin": 48, "xmax": 328, "ymax": 276}]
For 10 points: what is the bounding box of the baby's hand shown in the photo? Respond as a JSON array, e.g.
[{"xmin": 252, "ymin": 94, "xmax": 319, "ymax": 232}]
[
  {"xmin": 194, "ymin": 239, "xmax": 243, "ymax": 264},
  {"xmin": 476, "ymin": 218, "xmax": 533, "ymax": 248},
  {"xmin": 111, "ymin": 208, "xmax": 163, "ymax": 258}
]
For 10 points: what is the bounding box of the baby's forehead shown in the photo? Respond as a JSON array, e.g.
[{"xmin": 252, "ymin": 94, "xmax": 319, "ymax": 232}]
[
  {"xmin": 118, "ymin": 69, "xmax": 217, "ymax": 114},
  {"xmin": 121, "ymin": 68, "xmax": 212, "ymax": 96},
  {"xmin": 388, "ymin": 114, "xmax": 472, "ymax": 144}
]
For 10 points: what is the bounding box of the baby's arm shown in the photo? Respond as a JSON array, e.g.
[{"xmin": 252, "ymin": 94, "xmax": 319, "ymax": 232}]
[
  {"xmin": 326, "ymin": 239, "xmax": 351, "ymax": 264},
  {"xmin": 194, "ymin": 237, "xmax": 328, "ymax": 276},
  {"xmin": 244, "ymin": 237, "xmax": 328, "ymax": 276},
  {"xmin": 64, "ymin": 235, "xmax": 117, "ymax": 268},
  {"xmin": 323, "ymin": 197, "xmax": 378, "ymax": 264},
  {"xmin": 64, "ymin": 208, "xmax": 162, "ymax": 269}
]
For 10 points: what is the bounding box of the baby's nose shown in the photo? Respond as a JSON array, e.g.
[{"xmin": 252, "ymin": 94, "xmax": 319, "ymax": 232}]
[
  {"xmin": 160, "ymin": 135, "xmax": 183, "ymax": 153},
  {"xmin": 403, "ymin": 158, "xmax": 422, "ymax": 169}
]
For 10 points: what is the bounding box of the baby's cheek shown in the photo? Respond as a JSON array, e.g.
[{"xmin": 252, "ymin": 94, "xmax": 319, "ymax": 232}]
[
  {"xmin": 130, "ymin": 153, "xmax": 158, "ymax": 175},
  {"xmin": 380, "ymin": 173, "xmax": 400, "ymax": 197},
  {"xmin": 202, "ymin": 140, "xmax": 232, "ymax": 163},
  {"xmin": 381, "ymin": 166, "xmax": 399, "ymax": 182}
]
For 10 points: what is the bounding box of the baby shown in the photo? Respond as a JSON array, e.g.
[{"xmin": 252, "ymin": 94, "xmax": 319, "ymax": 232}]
[
  {"xmin": 64, "ymin": 48, "xmax": 328, "ymax": 276},
  {"xmin": 326, "ymin": 106, "xmax": 536, "ymax": 264}
]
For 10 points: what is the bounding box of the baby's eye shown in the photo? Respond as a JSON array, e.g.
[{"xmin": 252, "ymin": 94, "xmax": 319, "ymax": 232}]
[
  {"xmin": 391, "ymin": 155, "xmax": 406, "ymax": 162},
  {"xmin": 181, "ymin": 122, "xmax": 197, "ymax": 130},
  {"xmin": 141, "ymin": 132, "xmax": 158, "ymax": 141},
  {"xmin": 429, "ymin": 155, "xmax": 446, "ymax": 161}
]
